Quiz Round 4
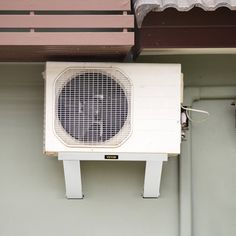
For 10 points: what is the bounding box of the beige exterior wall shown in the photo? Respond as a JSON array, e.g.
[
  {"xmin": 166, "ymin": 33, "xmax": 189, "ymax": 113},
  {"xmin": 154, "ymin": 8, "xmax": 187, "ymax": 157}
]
[{"xmin": 1, "ymin": 55, "xmax": 236, "ymax": 235}]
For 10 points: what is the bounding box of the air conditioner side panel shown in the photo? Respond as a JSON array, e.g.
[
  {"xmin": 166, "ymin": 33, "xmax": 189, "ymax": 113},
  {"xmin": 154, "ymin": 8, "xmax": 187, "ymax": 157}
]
[{"xmin": 44, "ymin": 64, "xmax": 58, "ymax": 154}]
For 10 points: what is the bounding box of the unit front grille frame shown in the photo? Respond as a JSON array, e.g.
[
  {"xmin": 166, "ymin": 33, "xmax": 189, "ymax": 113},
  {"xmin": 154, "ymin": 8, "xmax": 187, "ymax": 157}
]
[{"xmin": 53, "ymin": 67, "xmax": 132, "ymax": 148}]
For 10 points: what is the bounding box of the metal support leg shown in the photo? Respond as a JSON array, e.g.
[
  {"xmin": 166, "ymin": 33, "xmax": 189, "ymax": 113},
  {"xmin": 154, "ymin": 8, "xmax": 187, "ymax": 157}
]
[
  {"xmin": 63, "ymin": 160, "xmax": 83, "ymax": 199},
  {"xmin": 59, "ymin": 152, "xmax": 167, "ymax": 199},
  {"xmin": 143, "ymin": 160, "xmax": 164, "ymax": 198}
]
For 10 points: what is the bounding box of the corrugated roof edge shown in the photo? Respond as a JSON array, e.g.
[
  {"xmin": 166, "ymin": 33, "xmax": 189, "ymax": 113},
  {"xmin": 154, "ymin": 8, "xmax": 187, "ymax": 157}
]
[{"xmin": 133, "ymin": 0, "xmax": 236, "ymax": 27}]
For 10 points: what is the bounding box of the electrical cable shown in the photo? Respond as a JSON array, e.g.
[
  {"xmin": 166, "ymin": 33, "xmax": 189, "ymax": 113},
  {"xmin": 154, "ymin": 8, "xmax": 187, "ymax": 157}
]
[{"xmin": 181, "ymin": 105, "xmax": 210, "ymax": 123}]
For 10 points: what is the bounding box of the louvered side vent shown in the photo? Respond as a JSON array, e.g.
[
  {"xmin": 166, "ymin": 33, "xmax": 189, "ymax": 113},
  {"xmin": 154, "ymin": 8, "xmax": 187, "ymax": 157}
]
[{"xmin": 54, "ymin": 68, "xmax": 132, "ymax": 147}]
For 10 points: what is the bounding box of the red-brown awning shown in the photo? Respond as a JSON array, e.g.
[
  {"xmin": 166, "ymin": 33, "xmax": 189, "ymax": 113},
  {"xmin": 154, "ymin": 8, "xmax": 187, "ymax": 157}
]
[
  {"xmin": 137, "ymin": 7, "xmax": 236, "ymax": 55},
  {"xmin": 0, "ymin": 0, "xmax": 134, "ymax": 62}
]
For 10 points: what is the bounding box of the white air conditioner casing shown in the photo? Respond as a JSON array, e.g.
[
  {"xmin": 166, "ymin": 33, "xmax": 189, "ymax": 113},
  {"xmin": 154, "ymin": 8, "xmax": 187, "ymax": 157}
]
[
  {"xmin": 44, "ymin": 62, "xmax": 182, "ymax": 199},
  {"xmin": 44, "ymin": 62, "xmax": 182, "ymax": 155}
]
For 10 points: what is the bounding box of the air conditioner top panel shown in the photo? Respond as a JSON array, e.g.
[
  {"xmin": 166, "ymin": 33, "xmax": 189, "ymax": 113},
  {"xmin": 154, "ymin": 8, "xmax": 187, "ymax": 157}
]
[{"xmin": 44, "ymin": 62, "xmax": 182, "ymax": 155}]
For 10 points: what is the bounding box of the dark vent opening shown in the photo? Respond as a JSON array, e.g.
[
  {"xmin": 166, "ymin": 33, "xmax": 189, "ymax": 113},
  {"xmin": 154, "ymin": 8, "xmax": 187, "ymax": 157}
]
[{"xmin": 58, "ymin": 72, "xmax": 128, "ymax": 143}]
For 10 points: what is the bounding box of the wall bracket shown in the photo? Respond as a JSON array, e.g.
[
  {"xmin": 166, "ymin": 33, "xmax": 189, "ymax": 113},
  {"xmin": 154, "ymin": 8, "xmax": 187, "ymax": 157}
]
[{"xmin": 58, "ymin": 152, "xmax": 168, "ymax": 199}]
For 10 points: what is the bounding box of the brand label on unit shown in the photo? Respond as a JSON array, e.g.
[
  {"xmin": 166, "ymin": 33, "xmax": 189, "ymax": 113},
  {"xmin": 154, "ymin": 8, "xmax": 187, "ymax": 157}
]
[{"xmin": 105, "ymin": 155, "xmax": 119, "ymax": 160}]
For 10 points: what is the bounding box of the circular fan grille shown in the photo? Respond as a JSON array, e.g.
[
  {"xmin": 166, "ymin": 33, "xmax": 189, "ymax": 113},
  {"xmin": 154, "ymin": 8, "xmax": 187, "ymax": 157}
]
[{"xmin": 55, "ymin": 69, "xmax": 131, "ymax": 146}]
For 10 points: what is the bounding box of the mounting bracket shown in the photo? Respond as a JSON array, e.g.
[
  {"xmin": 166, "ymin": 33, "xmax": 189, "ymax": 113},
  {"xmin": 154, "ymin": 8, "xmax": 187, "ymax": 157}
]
[{"xmin": 58, "ymin": 152, "xmax": 168, "ymax": 199}]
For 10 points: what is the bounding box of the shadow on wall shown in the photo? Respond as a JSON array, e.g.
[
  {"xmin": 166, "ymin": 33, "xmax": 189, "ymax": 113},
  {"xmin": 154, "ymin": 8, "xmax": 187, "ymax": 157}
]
[{"xmin": 137, "ymin": 55, "xmax": 236, "ymax": 87}]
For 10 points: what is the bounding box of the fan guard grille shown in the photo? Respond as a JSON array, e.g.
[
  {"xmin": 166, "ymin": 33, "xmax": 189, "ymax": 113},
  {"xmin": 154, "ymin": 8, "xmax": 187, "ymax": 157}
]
[{"xmin": 55, "ymin": 68, "xmax": 131, "ymax": 147}]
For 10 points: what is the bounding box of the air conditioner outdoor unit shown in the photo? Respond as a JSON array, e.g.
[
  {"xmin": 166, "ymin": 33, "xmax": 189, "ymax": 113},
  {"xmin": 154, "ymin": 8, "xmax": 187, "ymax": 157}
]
[{"xmin": 44, "ymin": 62, "xmax": 182, "ymax": 199}]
